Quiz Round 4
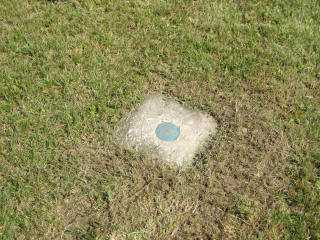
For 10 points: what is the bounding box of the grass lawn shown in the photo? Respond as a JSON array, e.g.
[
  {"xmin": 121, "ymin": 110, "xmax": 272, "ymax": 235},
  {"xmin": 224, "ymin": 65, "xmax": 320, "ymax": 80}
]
[{"xmin": 0, "ymin": 0, "xmax": 319, "ymax": 239}]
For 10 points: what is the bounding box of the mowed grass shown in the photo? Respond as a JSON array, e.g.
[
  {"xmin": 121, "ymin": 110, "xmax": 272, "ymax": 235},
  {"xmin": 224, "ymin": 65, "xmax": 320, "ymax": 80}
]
[{"xmin": 0, "ymin": 0, "xmax": 319, "ymax": 239}]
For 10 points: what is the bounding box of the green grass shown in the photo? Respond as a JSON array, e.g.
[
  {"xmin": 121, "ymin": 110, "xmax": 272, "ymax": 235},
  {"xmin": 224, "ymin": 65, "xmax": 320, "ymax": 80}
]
[{"xmin": 0, "ymin": 0, "xmax": 319, "ymax": 239}]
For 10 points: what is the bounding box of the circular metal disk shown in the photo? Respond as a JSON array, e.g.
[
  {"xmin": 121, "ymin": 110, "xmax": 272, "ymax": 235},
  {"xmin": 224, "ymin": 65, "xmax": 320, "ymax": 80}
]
[{"xmin": 155, "ymin": 122, "xmax": 180, "ymax": 141}]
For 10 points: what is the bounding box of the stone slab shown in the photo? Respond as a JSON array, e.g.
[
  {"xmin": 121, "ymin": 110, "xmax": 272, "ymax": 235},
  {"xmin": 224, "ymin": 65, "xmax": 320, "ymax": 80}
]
[{"xmin": 119, "ymin": 95, "xmax": 217, "ymax": 167}]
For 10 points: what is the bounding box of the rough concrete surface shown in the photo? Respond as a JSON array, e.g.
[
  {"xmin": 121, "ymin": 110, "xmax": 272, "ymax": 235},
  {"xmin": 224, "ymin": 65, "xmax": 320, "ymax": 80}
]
[{"xmin": 120, "ymin": 95, "xmax": 217, "ymax": 167}]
